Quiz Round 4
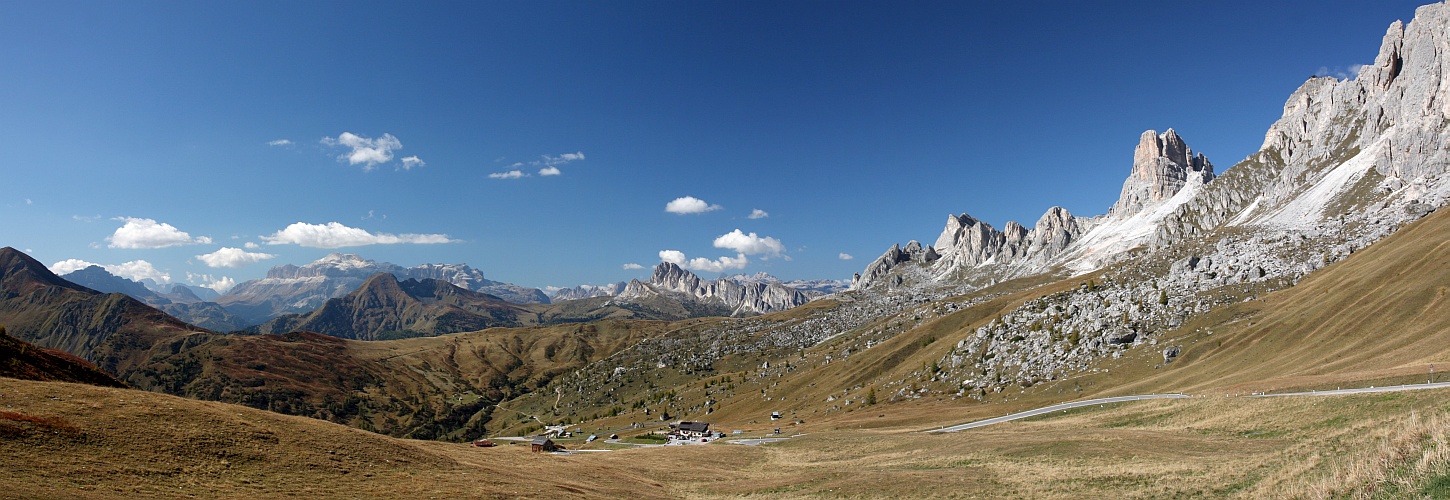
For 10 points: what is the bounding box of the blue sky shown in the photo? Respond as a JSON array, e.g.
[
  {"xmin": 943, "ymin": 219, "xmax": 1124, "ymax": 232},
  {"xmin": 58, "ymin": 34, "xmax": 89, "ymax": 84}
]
[{"xmin": 0, "ymin": 0, "xmax": 1429, "ymax": 293}]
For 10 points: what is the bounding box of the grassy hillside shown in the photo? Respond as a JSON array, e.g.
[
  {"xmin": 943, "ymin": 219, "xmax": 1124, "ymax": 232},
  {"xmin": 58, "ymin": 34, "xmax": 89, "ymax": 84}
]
[
  {"xmin": 0, "ymin": 326, "xmax": 125, "ymax": 388},
  {"xmin": 1082, "ymin": 206, "xmax": 1450, "ymax": 397},
  {"xmin": 133, "ymin": 320, "xmax": 679, "ymax": 440},
  {"xmin": 495, "ymin": 206, "xmax": 1450, "ymax": 445},
  {"xmin": 6, "ymin": 373, "xmax": 1450, "ymax": 498}
]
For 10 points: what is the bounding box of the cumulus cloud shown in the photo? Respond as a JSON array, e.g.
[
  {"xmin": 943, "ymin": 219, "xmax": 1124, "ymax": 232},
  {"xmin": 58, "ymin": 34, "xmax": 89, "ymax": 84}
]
[
  {"xmin": 196, "ymin": 247, "xmax": 277, "ymax": 268},
  {"xmin": 538, "ymin": 166, "xmax": 561, "ymax": 176},
  {"xmin": 109, "ymin": 260, "xmax": 171, "ymax": 284},
  {"xmin": 50, "ymin": 258, "xmax": 100, "ymax": 275},
  {"xmin": 261, "ymin": 222, "xmax": 455, "ymax": 248},
  {"xmin": 50, "ymin": 258, "xmax": 170, "ymax": 283},
  {"xmin": 243, "ymin": 242, "xmax": 260, "ymax": 249},
  {"xmin": 622, "ymin": 263, "xmax": 644, "ymax": 270},
  {"xmin": 267, "ymin": 139, "xmax": 293, "ymax": 146},
  {"xmin": 400, "ymin": 156, "xmax": 426, "ymax": 170},
  {"xmin": 200, "ymin": 273, "xmax": 236, "ymax": 294},
  {"xmin": 747, "ymin": 209, "xmax": 768, "ymax": 219},
  {"xmin": 107, "ymin": 217, "xmax": 211, "ymax": 249},
  {"xmin": 712, "ymin": 229, "xmax": 784, "ymax": 256},
  {"xmin": 489, "ymin": 170, "xmax": 527, "ymax": 179},
  {"xmin": 665, "ymin": 196, "xmax": 722, "ymax": 215},
  {"xmin": 839, "ymin": 253, "xmax": 854, "ymax": 260},
  {"xmin": 321, "ymin": 132, "xmax": 403, "ymax": 171},
  {"xmin": 658, "ymin": 249, "xmax": 748, "ymax": 273}
]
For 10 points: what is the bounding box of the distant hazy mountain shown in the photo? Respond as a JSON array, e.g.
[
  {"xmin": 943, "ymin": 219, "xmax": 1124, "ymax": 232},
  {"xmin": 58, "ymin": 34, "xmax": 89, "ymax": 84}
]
[
  {"xmin": 216, "ymin": 253, "xmax": 549, "ymax": 325},
  {"xmin": 722, "ymin": 272, "xmax": 849, "ymax": 297},
  {"xmin": 254, "ymin": 273, "xmax": 533, "ymax": 340},
  {"xmin": 60, "ymin": 266, "xmax": 249, "ymax": 332},
  {"xmin": 616, "ymin": 263, "xmax": 811, "ymax": 316},
  {"xmin": 170, "ymin": 283, "xmax": 219, "ymax": 302},
  {"xmin": 548, "ymin": 282, "xmax": 628, "ymax": 302},
  {"xmin": 62, "ymin": 265, "xmax": 165, "ymax": 303}
]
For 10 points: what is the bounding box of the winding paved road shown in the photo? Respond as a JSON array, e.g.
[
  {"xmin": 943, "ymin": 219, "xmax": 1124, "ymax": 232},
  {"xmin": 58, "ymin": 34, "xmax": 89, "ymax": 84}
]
[
  {"xmin": 927, "ymin": 394, "xmax": 1191, "ymax": 433},
  {"xmin": 928, "ymin": 381, "xmax": 1450, "ymax": 433},
  {"xmin": 1247, "ymin": 381, "xmax": 1450, "ymax": 397}
]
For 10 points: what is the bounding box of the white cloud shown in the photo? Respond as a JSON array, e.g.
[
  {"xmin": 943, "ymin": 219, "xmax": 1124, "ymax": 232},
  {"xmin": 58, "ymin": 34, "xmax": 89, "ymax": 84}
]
[
  {"xmin": 50, "ymin": 258, "xmax": 100, "ymax": 275},
  {"xmin": 25, "ymin": 198, "xmax": 32, "ymax": 205},
  {"xmin": 261, "ymin": 221, "xmax": 455, "ymax": 248},
  {"xmin": 267, "ymin": 139, "xmax": 293, "ymax": 146},
  {"xmin": 107, "ymin": 217, "xmax": 210, "ymax": 249},
  {"xmin": 109, "ymin": 260, "xmax": 171, "ymax": 284},
  {"xmin": 489, "ymin": 170, "xmax": 527, "ymax": 179},
  {"xmin": 243, "ymin": 242, "xmax": 260, "ymax": 249},
  {"xmin": 401, "ymin": 155, "xmax": 426, "ymax": 170},
  {"xmin": 547, "ymin": 152, "xmax": 585, "ymax": 163},
  {"xmin": 196, "ymin": 247, "xmax": 277, "ymax": 268},
  {"xmin": 538, "ymin": 166, "xmax": 562, "ymax": 176},
  {"xmin": 1314, "ymin": 64, "xmax": 1368, "ymax": 80},
  {"xmin": 658, "ymin": 250, "xmax": 686, "ymax": 265},
  {"xmin": 747, "ymin": 209, "xmax": 768, "ymax": 219},
  {"xmin": 321, "ymin": 132, "xmax": 403, "ymax": 171},
  {"xmin": 838, "ymin": 253, "xmax": 854, "ymax": 260},
  {"xmin": 50, "ymin": 258, "xmax": 170, "ymax": 283},
  {"xmin": 72, "ymin": 215, "xmax": 102, "ymax": 223},
  {"xmin": 658, "ymin": 249, "xmax": 748, "ymax": 273},
  {"xmin": 197, "ymin": 275, "xmax": 235, "ymax": 294},
  {"xmin": 712, "ymin": 229, "xmax": 784, "ymax": 256},
  {"xmin": 622, "ymin": 263, "xmax": 644, "ymax": 270},
  {"xmin": 665, "ymin": 196, "xmax": 722, "ymax": 215}
]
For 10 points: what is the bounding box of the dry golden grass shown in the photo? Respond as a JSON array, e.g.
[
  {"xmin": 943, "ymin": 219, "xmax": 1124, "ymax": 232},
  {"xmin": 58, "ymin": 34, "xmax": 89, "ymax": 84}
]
[{"xmin": 10, "ymin": 375, "xmax": 1450, "ymax": 498}]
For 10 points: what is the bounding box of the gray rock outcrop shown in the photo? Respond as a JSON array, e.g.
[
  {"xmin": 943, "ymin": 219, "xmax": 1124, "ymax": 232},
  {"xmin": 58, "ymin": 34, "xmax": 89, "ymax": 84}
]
[
  {"xmin": 617, "ymin": 263, "xmax": 811, "ymax": 316},
  {"xmin": 1110, "ymin": 129, "xmax": 1215, "ymax": 218},
  {"xmin": 549, "ymin": 282, "xmax": 628, "ymax": 301}
]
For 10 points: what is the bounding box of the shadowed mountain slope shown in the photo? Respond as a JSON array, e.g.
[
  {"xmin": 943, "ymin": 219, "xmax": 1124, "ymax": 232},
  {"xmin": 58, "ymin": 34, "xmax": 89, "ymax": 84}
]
[
  {"xmin": 254, "ymin": 273, "xmax": 533, "ymax": 340},
  {"xmin": 0, "ymin": 326, "xmax": 126, "ymax": 388},
  {"xmin": 0, "ymin": 247, "xmax": 212, "ymax": 379}
]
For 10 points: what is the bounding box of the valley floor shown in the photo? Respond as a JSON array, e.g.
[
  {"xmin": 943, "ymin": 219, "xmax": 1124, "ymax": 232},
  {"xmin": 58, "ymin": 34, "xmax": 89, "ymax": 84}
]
[{"xmin": 4, "ymin": 376, "xmax": 1450, "ymax": 498}]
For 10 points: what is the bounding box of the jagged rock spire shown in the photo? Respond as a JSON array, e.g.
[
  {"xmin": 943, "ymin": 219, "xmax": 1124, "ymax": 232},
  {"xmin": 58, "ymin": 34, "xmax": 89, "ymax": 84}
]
[{"xmin": 1110, "ymin": 129, "xmax": 1214, "ymax": 218}]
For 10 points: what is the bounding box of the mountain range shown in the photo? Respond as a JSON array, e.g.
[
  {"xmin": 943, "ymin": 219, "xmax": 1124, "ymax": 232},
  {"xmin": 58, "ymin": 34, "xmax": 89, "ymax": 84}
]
[
  {"xmin": 213, "ymin": 253, "xmax": 551, "ymax": 325},
  {"xmin": 7, "ymin": 4, "xmax": 1450, "ymax": 496},
  {"xmin": 253, "ymin": 272, "xmax": 531, "ymax": 340}
]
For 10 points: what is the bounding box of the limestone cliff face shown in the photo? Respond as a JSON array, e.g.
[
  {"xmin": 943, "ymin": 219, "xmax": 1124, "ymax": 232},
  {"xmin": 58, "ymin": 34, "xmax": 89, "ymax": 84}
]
[
  {"xmin": 854, "ymin": 127, "xmax": 1215, "ymax": 290},
  {"xmin": 1151, "ymin": 2, "xmax": 1450, "ymax": 243},
  {"xmin": 850, "ymin": 241, "xmax": 938, "ymax": 290},
  {"xmin": 1110, "ymin": 129, "xmax": 1214, "ymax": 218},
  {"xmin": 617, "ymin": 263, "xmax": 811, "ymax": 316}
]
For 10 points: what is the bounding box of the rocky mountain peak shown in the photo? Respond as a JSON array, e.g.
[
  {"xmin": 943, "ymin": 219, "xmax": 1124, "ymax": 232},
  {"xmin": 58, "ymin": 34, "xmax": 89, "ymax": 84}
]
[
  {"xmin": 1110, "ymin": 129, "xmax": 1215, "ymax": 218},
  {"xmin": 616, "ymin": 262, "xmax": 811, "ymax": 316}
]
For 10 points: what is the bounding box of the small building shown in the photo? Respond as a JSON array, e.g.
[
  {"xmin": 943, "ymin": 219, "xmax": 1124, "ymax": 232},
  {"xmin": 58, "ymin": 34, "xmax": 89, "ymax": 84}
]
[
  {"xmin": 530, "ymin": 436, "xmax": 557, "ymax": 453},
  {"xmin": 673, "ymin": 421, "xmax": 711, "ymax": 438}
]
